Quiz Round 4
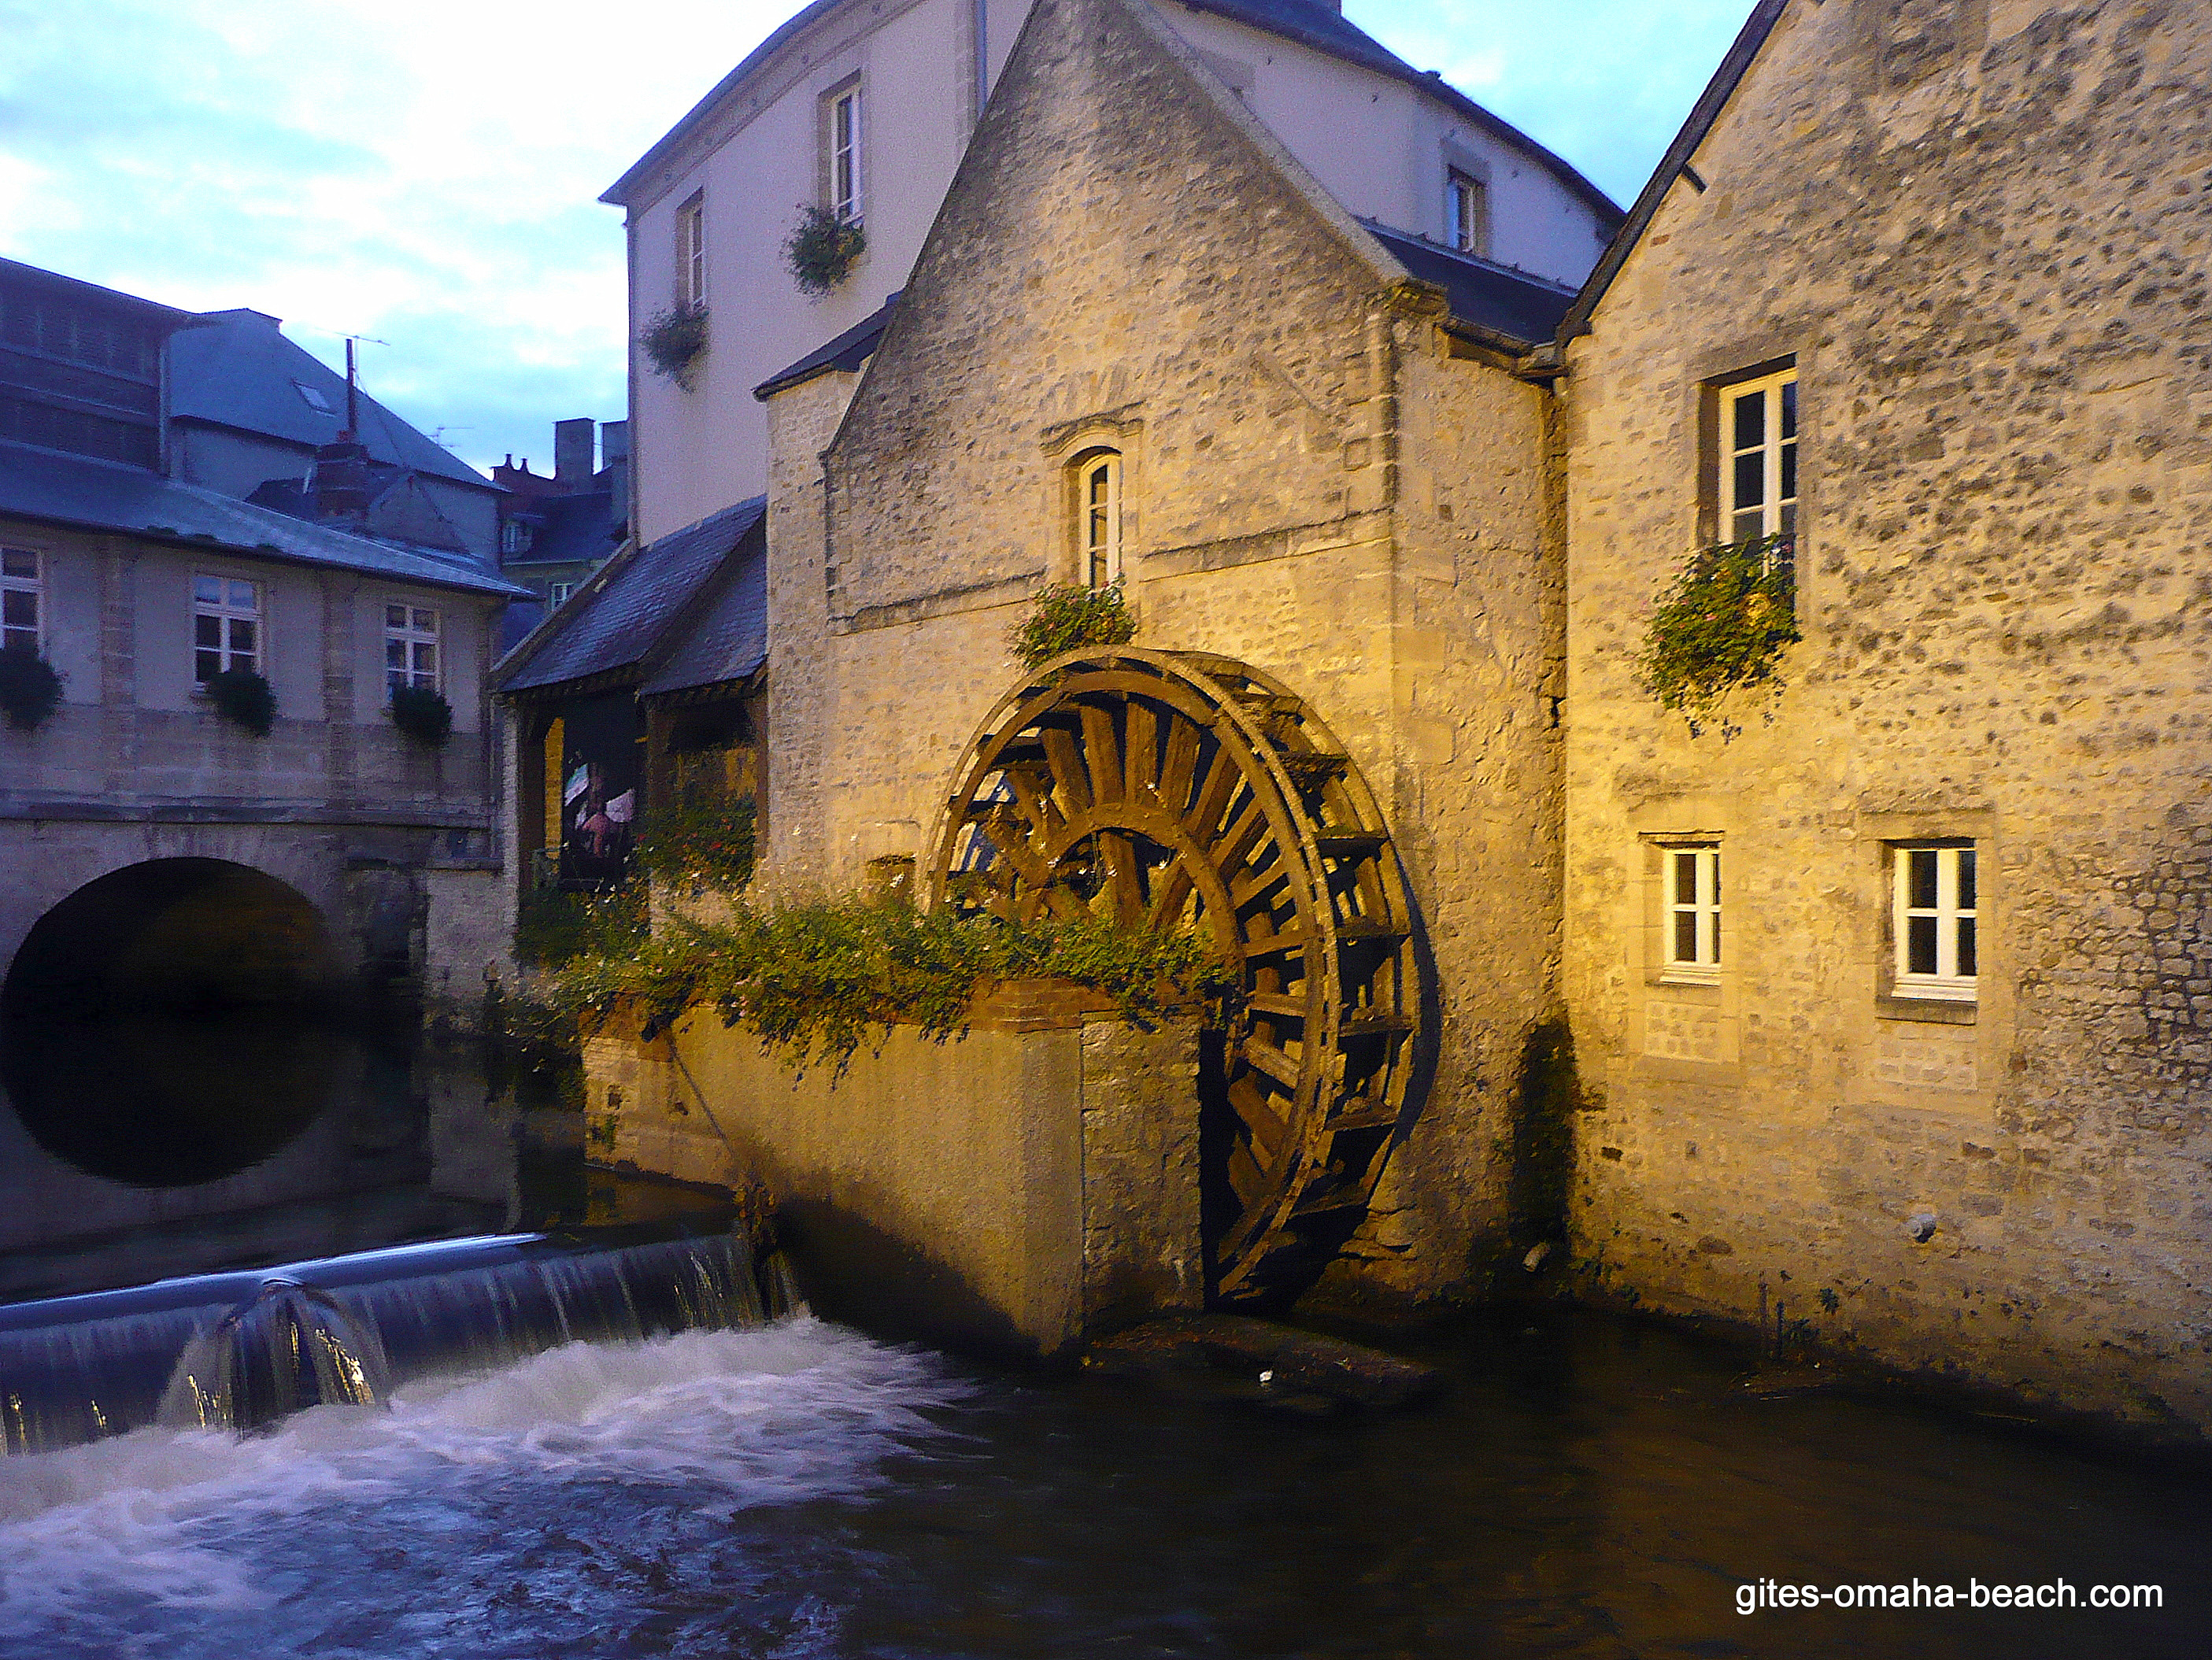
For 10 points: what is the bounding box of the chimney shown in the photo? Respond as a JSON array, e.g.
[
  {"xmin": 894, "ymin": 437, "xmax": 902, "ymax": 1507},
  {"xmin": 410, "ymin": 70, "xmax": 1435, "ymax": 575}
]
[
  {"xmin": 554, "ymin": 418, "xmax": 595, "ymax": 490},
  {"xmin": 309, "ymin": 437, "xmax": 372, "ymax": 521}
]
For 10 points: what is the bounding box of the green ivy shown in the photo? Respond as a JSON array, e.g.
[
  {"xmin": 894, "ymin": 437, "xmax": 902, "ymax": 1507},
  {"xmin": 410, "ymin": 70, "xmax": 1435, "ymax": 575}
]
[
  {"xmin": 636, "ymin": 795, "xmax": 757, "ymax": 892},
  {"xmin": 641, "ymin": 302, "xmax": 708, "ymax": 390},
  {"xmin": 1011, "ymin": 580, "xmax": 1137, "ymax": 669},
  {"xmin": 546, "ymin": 895, "xmax": 1234, "ymax": 1074},
  {"xmin": 1635, "ymin": 533, "xmax": 1800, "ymax": 737},
  {"xmin": 782, "ymin": 205, "xmax": 865, "ymax": 298},
  {"xmin": 516, "ymin": 884, "xmax": 649, "ymax": 969}
]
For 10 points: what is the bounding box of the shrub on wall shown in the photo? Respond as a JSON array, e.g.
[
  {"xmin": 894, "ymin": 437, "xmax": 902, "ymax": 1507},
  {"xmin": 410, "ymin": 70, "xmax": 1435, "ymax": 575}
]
[
  {"xmin": 1636, "ymin": 533, "xmax": 1800, "ymax": 737},
  {"xmin": 1011, "ymin": 580, "xmax": 1137, "ymax": 669},
  {"xmin": 390, "ymin": 684, "xmax": 453, "ymax": 749},
  {"xmin": 782, "ymin": 204, "xmax": 865, "ymax": 298},
  {"xmin": 516, "ymin": 884, "xmax": 649, "ymax": 970},
  {"xmin": 641, "ymin": 301, "xmax": 708, "ymax": 390},
  {"xmin": 0, "ymin": 651, "xmax": 62, "ymax": 733},
  {"xmin": 637, "ymin": 794, "xmax": 757, "ymax": 893},
  {"xmin": 207, "ymin": 668, "xmax": 276, "ymax": 736}
]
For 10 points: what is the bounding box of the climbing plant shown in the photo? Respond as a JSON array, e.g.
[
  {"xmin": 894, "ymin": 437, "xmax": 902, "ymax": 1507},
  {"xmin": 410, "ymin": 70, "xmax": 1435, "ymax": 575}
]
[
  {"xmin": 636, "ymin": 794, "xmax": 758, "ymax": 892},
  {"xmin": 782, "ymin": 204, "xmax": 865, "ymax": 298},
  {"xmin": 1011, "ymin": 580, "xmax": 1137, "ymax": 669},
  {"xmin": 206, "ymin": 668, "xmax": 276, "ymax": 736},
  {"xmin": 0, "ymin": 650, "xmax": 62, "ymax": 733},
  {"xmin": 1635, "ymin": 533, "xmax": 1800, "ymax": 737},
  {"xmin": 641, "ymin": 301, "xmax": 709, "ymax": 390}
]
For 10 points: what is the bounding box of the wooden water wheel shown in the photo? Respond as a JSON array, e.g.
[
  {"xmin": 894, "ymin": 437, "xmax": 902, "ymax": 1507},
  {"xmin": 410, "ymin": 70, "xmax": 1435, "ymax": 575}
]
[{"xmin": 925, "ymin": 649, "xmax": 1424, "ymax": 1304}]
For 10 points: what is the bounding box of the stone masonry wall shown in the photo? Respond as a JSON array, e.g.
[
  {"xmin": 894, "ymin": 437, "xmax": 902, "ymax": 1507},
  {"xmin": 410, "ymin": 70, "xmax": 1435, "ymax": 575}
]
[{"xmin": 1562, "ymin": 0, "xmax": 2212, "ymax": 1432}]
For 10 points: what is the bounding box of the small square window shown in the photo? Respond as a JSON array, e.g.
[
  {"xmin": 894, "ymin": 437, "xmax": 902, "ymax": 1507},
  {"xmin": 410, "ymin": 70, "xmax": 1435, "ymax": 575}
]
[
  {"xmin": 1661, "ymin": 844, "xmax": 1721, "ymax": 982},
  {"xmin": 1892, "ymin": 843, "xmax": 1977, "ymax": 1001}
]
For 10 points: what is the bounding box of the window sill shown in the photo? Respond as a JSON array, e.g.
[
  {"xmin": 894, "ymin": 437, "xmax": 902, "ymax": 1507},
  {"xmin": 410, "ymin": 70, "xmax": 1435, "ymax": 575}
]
[{"xmin": 1876, "ymin": 993, "xmax": 1977, "ymax": 1026}]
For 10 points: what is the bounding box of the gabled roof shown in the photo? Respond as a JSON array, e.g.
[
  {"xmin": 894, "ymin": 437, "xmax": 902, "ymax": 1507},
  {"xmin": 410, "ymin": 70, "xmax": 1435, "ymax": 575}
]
[
  {"xmin": 498, "ymin": 496, "xmax": 766, "ymax": 694},
  {"xmin": 1361, "ymin": 224, "xmax": 1578, "ymax": 349},
  {"xmin": 167, "ymin": 310, "xmax": 494, "ymax": 492},
  {"xmin": 605, "ymin": 0, "xmax": 1621, "ymax": 230},
  {"xmin": 1557, "ymin": 0, "xmax": 1791, "ymax": 343},
  {"xmin": 0, "ymin": 439, "xmax": 526, "ymax": 596},
  {"xmin": 753, "ymin": 293, "xmax": 901, "ymax": 401}
]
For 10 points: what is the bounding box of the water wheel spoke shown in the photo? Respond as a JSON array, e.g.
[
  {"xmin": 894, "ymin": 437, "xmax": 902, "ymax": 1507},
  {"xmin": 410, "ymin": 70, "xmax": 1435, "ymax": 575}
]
[
  {"xmin": 1185, "ymin": 745, "xmax": 1242, "ymax": 841},
  {"xmin": 1238, "ymin": 1034, "xmax": 1304, "ymax": 1091},
  {"xmin": 1041, "ymin": 726, "xmax": 1089, "ymax": 813},
  {"xmin": 1098, "ymin": 830, "xmax": 1146, "ymax": 929},
  {"xmin": 1226, "ymin": 1077, "xmax": 1289, "ymax": 1161},
  {"xmin": 1156, "ymin": 716, "xmax": 1201, "ymax": 815},
  {"xmin": 1123, "ymin": 701, "xmax": 1159, "ymax": 804},
  {"xmin": 1079, "ymin": 706, "xmax": 1123, "ymax": 806}
]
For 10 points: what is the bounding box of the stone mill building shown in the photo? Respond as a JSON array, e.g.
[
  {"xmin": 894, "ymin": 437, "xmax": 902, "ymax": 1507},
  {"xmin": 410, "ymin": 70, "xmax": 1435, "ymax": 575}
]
[{"xmin": 537, "ymin": 0, "xmax": 2212, "ymax": 1433}]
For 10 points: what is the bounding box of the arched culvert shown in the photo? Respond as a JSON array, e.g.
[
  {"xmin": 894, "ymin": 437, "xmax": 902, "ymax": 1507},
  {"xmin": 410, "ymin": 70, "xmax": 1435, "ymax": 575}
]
[{"xmin": 1, "ymin": 860, "xmax": 345, "ymax": 1186}]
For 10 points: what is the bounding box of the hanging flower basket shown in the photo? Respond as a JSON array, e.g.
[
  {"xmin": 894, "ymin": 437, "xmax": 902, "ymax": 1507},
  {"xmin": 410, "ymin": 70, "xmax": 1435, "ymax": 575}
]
[
  {"xmin": 1635, "ymin": 532, "xmax": 1800, "ymax": 738},
  {"xmin": 782, "ymin": 204, "xmax": 866, "ymax": 298},
  {"xmin": 0, "ymin": 650, "xmax": 62, "ymax": 733},
  {"xmin": 390, "ymin": 684, "xmax": 453, "ymax": 749},
  {"xmin": 641, "ymin": 302, "xmax": 708, "ymax": 390},
  {"xmin": 207, "ymin": 668, "xmax": 276, "ymax": 736},
  {"xmin": 1011, "ymin": 580, "xmax": 1137, "ymax": 669}
]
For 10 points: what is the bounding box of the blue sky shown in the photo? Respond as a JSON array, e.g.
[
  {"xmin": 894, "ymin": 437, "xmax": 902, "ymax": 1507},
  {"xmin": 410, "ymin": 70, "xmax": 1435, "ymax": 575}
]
[{"xmin": 0, "ymin": 0, "xmax": 1752, "ymax": 479}]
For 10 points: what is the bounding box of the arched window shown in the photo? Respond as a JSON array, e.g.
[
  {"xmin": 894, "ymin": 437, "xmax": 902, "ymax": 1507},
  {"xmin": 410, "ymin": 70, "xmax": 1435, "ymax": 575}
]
[{"xmin": 1078, "ymin": 449, "xmax": 1121, "ymax": 589}]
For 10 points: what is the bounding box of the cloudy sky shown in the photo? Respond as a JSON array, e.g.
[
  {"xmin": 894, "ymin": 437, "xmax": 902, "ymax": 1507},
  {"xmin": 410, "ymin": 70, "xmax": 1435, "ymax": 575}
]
[{"xmin": 0, "ymin": 0, "xmax": 1753, "ymax": 479}]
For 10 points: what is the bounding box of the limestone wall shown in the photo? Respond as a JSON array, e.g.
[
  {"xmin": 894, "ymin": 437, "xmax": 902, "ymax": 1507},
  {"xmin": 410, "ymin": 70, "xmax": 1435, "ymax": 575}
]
[
  {"xmin": 585, "ymin": 985, "xmax": 1201, "ymax": 1357},
  {"xmin": 1561, "ymin": 0, "xmax": 2212, "ymax": 1431}
]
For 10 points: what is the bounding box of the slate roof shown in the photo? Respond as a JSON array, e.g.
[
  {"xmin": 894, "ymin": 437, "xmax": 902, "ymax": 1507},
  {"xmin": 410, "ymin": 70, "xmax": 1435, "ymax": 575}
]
[
  {"xmin": 753, "ymin": 294, "xmax": 901, "ymax": 401},
  {"xmin": 1558, "ymin": 0, "xmax": 1790, "ymax": 343},
  {"xmin": 641, "ymin": 514, "xmax": 768, "ymax": 696},
  {"xmin": 511, "ymin": 490, "xmax": 620, "ymax": 568},
  {"xmin": 0, "ymin": 439, "xmax": 527, "ymax": 596},
  {"xmin": 605, "ymin": 0, "xmax": 1621, "ymax": 231},
  {"xmin": 168, "ymin": 310, "xmax": 495, "ymax": 491},
  {"xmin": 1361, "ymin": 224, "xmax": 1578, "ymax": 349},
  {"xmin": 499, "ymin": 496, "xmax": 767, "ymax": 694}
]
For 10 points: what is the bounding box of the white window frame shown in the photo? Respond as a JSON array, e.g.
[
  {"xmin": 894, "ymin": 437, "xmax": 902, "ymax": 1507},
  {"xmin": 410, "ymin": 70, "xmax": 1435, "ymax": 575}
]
[
  {"xmin": 1661, "ymin": 843, "xmax": 1722, "ymax": 984},
  {"xmin": 1446, "ymin": 168, "xmax": 1485, "ymax": 257},
  {"xmin": 383, "ymin": 601, "xmax": 440, "ymax": 696},
  {"xmin": 1720, "ymin": 367, "xmax": 1798, "ymax": 545},
  {"xmin": 830, "ymin": 85, "xmax": 863, "ymax": 224},
  {"xmin": 2, "ymin": 545, "xmax": 43, "ymax": 656},
  {"xmin": 1893, "ymin": 843, "xmax": 1977, "ymax": 1002},
  {"xmin": 549, "ymin": 581, "xmax": 575, "ymax": 605},
  {"xmin": 675, "ymin": 191, "xmax": 706, "ymax": 310},
  {"xmin": 1078, "ymin": 451, "xmax": 1122, "ymax": 590},
  {"xmin": 193, "ymin": 574, "xmax": 262, "ymax": 682}
]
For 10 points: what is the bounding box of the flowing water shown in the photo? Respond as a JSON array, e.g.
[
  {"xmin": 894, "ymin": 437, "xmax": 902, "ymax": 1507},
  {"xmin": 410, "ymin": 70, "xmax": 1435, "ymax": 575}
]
[{"xmin": 0, "ymin": 1025, "xmax": 2206, "ymax": 1658}]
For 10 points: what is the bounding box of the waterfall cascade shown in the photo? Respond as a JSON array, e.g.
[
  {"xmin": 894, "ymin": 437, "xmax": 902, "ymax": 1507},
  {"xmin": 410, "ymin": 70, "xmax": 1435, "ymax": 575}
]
[{"xmin": 0, "ymin": 1226, "xmax": 798, "ymax": 1455}]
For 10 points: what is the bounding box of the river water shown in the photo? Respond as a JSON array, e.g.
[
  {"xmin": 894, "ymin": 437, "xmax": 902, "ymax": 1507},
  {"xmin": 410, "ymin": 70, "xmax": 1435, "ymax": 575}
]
[{"xmin": 1, "ymin": 1028, "xmax": 2206, "ymax": 1658}]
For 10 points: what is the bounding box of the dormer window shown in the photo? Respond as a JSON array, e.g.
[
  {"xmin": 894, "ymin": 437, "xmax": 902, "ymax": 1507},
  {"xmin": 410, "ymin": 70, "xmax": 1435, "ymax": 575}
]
[
  {"xmin": 1447, "ymin": 168, "xmax": 1487, "ymax": 257},
  {"xmin": 1077, "ymin": 450, "xmax": 1122, "ymax": 589}
]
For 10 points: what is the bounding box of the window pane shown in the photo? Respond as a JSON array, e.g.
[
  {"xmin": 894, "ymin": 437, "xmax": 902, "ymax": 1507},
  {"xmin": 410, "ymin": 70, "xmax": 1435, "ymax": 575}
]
[
  {"xmin": 194, "ymin": 575, "xmax": 222, "ymax": 604},
  {"xmin": 1, "ymin": 549, "xmax": 34, "ymax": 578},
  {"xmin": 1733, "ymin": 452, "xmax": 1763, "ymax": 509},
  {"xmin": 414, "ymin": 643, "xmax": 436, "ymax": 675},
  {"xmin": 1711, "ymin": 910, "xmax": 1721, "ymax": 965},
  {"xmin": 1908, "ymin": 915, "xmax": 1939, "ymax": 977},
  {"xmin": 1778, "ymin": 502, "xmax": 1796, "ymax": 538},
  {"xmin": 1674, "ymin": 911, "xmax": 1697, "ymax": 963},
  {"xmin": 229, "ymin": 619, "xmax": 255, "ymax": 654},
  {"xmin": 1733, "ymin": 391, "xmax": 1763, "ymax": 450},
  {"xmin": 387, "ymin": 604, "xmax": 406, "ymax": 629},
  {"xmin": 387, "ymin": 641, "xmax": 405, "ymax": 668},
  {"xmin": 229, "ymin": 581, "xmax": 257, "ymax": 609},
  {"xmin": 1957, "ymin": 848, "xmax": 1977, "ymax": 911},
  {"xmin": 1671, "ymin": 852, "xmax": 1694, "ymax": 903},
  {"xmin": 2, "ymin": 590, "xmax": 32, "ymax": 627},
  {"xmin": 1909, "ymin": 849, "xmax": 1939, "ymax": 911},
  {"xmin": 196, "ymin": 615, "xmax": 221, "ymax": 648},
  {"xmin": 1733, "ymin": 508, "xmax": 1765, "ymax": 542},
  {"xmin": 413, "ymin": 608, "xmax": 437, "ymax": 634},
  {"xmin": 1957, "ymin": 916, "xmax": 1977, "ymax": 978},
  {"xmin": 196, "ymin": 648, "xmax": 220, "ymax": 682},
  {"xmin": 1779, "ymin": 441, "xmax": 1796, "ymax": 503},
  {"xmin": 1780, "ymin": 378, "xmax": 1796, "ymax": 439}
]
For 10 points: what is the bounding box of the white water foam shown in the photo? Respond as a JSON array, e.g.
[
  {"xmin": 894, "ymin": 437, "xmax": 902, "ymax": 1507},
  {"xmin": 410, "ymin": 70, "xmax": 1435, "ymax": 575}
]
[{"xmin": 0, "ymin": 1318, "xmax": 967, "ymax": 1650}]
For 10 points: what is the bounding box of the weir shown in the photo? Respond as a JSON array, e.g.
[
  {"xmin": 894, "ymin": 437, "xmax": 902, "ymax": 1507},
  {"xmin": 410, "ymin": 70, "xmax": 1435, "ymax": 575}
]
[{"xmin": 0, "ymin": 1225, "xmax": 800, "ymax": 1455}]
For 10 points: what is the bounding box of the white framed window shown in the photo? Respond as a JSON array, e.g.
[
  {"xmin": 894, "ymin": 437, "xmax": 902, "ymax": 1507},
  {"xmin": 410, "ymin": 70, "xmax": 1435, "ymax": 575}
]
[
  {"xmin": 675, "ymin": 191, "xmax": 707, "ymax": 309},
  {"xmin": 830, "ymin": 86, "xmax": 863, "ymax": 224},
  {"xmin": 2, "ymin": 546, "xmax": 42, "ymax": 655},
  {"xmin": 1078, "ymin": 450, "xmax": 1121, "ymax": 590},
  {"xmin": 384, "ymin": 603, "xmax": 439, "ymax": 694},
  {"xmin": 1446, "ymin": 168, "xmax": 1486, "ymax": 257},
  {"xmin": 501, "ymin": 520, "xmax": 531, "ymax": 556},
  {"xmin": 1720, "ymin": 368, "xmax": 1798, "ymax": 544},
  {"xmin": 1662, "ymin": 844, "xmax": 1721, "ymax": 982},
  {"xmin": 193, "ymin": 575, "xmax": 261, "ymax": 681},
  {"xmin": 1893, "ymin": 843, "xmax": 1977, "ymax": 1001},
  {"xmin": 549, "ymin": 581, "xmax": 575, "ymax": 604}
]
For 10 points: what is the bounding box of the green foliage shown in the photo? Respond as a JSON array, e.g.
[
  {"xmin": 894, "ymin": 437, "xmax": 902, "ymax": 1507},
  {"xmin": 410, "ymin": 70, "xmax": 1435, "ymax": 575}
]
[
  {"xmin": 0, "ymin": 649, "xmax": 63, "ymax": 733},
  {"xmin": 389, "ymin": 683, "xmax": 453, "ymax": 749},
  {"xmin": 547, "ymin": 895, "xmax": 1234, "ymax": 1074},
  {"xmin": 637, "ymin": 794, "xmax": 757, "ymax": 892},
  {"xmin": 782, "ymin": 204, "xmax": 867, "ymax": 298},
  {"xmin": 1635, "ymin": 533, "xmax": 1800, "ymax": 737},
  {"xmin": 641, "ymin": 301, "xmax": 708, "ymax": 390},
  {"xmin": 206, "ymin": 668, "xmax": 276, "ymax": 736},
  {"xmin": 515, "ymin": 884, "xmax": 648, "ymax": 969},
  {"xmin": 1011, "ymin": 580, "xmax": 1137, "ymax": 669}
]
